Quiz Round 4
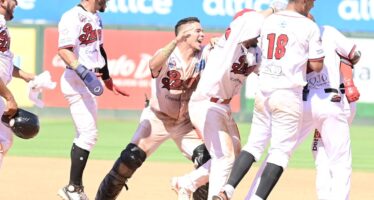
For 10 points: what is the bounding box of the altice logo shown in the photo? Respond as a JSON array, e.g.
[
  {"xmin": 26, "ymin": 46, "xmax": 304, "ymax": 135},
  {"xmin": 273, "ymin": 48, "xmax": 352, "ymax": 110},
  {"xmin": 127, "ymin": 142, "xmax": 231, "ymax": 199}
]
[{"xmin": 338, "ymin": 0, "xmax": 374, "ymax": 21}]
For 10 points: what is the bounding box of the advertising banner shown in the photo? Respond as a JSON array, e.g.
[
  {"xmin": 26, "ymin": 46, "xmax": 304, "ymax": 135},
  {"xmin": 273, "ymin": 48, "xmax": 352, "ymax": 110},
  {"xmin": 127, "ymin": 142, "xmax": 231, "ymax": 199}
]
[
  {"xmin": 7, "ymin": 27, "xmax": 37, "ymax": 107},
  {"xmin": 14, "ymin": 0, "xmax": 374, "ymax": 33},
  {"xmin": 42, "ymin": 28, "xmax": 241, "ymax": 111}
]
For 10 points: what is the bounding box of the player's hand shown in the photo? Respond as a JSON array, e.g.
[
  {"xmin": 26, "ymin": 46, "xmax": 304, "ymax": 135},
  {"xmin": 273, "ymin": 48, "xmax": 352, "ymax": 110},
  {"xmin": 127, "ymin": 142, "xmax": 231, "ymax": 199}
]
[
  {"xmin": 175, "ymin": 26, "xmax": 193, "ymax": 43},
  {"xmin": 104, "ymin": 78, "xmax": 130, "ymax": 97},
  {"xmin": 269, "ymin": 0, "xmax": 288, "ymax": 12},
  {"xmin": 4, "ymin": 97, "xmax": 18, "ymax": 118},
  {"xmin": 344, "ymin": 79, "xmax": 360, "ymax": 103}
]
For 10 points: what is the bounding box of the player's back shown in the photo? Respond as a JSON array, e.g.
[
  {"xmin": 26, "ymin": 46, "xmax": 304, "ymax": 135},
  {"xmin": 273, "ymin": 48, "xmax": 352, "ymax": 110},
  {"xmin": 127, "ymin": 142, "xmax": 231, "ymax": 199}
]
[{"xmin": 259, "ymin": 10, "xmax": 322, "ymax": 90}]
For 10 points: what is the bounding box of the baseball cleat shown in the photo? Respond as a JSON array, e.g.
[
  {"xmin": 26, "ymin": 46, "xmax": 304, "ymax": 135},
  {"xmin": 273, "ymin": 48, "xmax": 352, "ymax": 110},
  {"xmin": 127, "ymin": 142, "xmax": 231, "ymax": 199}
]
[
  {"xmin": 58, "ymin": 185, "xmax": 89, "ymax": 200},
  {"xmin": 171, "ymin": 177, "xmax": 192, "ymax": 200},
  {"xmin": 75, "ymin": 64, "xmax": 103, "ymax": 96},
  {"xmin": 212, "ymin": 191, "xmax": 229, "ymax": 200}
]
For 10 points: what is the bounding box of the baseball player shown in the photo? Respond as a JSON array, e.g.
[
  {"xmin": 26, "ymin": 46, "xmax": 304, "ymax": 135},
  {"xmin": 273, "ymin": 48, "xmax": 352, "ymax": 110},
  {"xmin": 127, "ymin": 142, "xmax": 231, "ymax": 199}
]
[
  {"xmin": 57, "ymin": 1, "xmax": 129, "ymax": 200},
  {"xmin": 181, "ymin": 7, "xmax": 281, "ymax": 199},
  {"xmin": 95, "ymin": 17, "xmax": 212, "ymax": 200},
  {"xmin": 0, "ymin": 0, "xmax": 36, "ymax": 168},
  {"xmin": 245, "ymin": 24, "xmax": 361, "ymax": 200},
  {"xmin": 213, "ymin": 1, "xmax": 325, "ymax": 199},
  {"xmin": 171, "ymin": 4, "xmax": 288, "ymax": 199}
]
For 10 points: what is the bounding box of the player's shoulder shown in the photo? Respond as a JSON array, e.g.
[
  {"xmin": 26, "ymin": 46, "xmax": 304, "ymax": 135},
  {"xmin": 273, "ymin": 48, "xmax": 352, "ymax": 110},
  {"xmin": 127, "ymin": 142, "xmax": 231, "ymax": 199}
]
[{"xmin": 60, "ymin": 6, "xmax": 86, "ymax": 21}]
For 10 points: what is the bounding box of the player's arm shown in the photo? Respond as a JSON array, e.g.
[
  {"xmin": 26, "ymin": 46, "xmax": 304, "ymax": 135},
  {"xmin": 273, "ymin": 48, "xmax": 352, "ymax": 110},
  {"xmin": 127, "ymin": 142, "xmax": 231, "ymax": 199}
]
[
  {"xmin": 0, "ymin": 78, "xmax": 17, "ymax": 117},
  {"xmin": 58, "ymin": 47, "xmax": 79, "ymax": 69},
  {"xmin": 12, "ymin": 66, "xmax": 35, "ymax": 82},
  {"xmin": 149, "ymin": 27, "xmax": 192, "ymax": 77},
  {"xmin": 100, "ymin": 45, "xmax": 129, "ymax": 97},
  {"xmin": 340, "ymin": 53, "xmax": 360, "ymax": 103}
]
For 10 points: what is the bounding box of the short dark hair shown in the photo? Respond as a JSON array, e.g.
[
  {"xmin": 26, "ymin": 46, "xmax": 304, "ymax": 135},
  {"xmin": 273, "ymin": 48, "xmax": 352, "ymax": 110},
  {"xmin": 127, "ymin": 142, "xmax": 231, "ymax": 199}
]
[{"xmin": 174, "ymin": 17, "xmax": 200, "ymax": 36}]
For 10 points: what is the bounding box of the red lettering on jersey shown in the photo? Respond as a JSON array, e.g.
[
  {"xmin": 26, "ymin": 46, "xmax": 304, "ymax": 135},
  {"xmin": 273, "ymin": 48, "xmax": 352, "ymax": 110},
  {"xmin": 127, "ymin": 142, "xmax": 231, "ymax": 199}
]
[
  {"xmin": 266, "ymin": 33, "xmax": 288, "ymax": 60},
  {"xmin": 161, "ymin": 70, "xmax": 185, "ymax": 90},
  {"xmin": 231, "ymin": 55, "xmax": 255, "ymax": 76},
  {"xmin": 79, "ymin": 23, "xmax": 102, "ymax": 45},
  {"xmin": 0, "ymin": 30, "xmax": 10, "ymax": 52}
]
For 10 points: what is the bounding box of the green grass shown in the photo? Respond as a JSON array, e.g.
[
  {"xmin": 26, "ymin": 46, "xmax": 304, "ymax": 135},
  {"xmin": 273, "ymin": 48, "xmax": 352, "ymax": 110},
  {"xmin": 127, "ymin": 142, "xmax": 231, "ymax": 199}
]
[{"xmin": 8, "ymin": 119, "xmax": 374, "ymax": 172}]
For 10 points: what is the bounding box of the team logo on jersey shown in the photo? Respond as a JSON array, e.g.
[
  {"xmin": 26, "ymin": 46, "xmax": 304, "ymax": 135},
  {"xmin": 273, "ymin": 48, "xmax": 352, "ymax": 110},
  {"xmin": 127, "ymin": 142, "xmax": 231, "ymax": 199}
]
[
  {"xmin": 0, "ymin": 30, "xmax": 10, "ymax": 52},
  {"xmin": 231, "ymin": 55, "xmax": 255, "ymax": 76},
  {"xmin": 79, "ymin": 23, "xmax": 102, "ymax": 45},
  {"xmin": 162, "ymin": 70, "xmax": 183, "ymax": 90},
  {"xmin": 161, "ymin": 70, "xmax": 197, "ymax": 91}
]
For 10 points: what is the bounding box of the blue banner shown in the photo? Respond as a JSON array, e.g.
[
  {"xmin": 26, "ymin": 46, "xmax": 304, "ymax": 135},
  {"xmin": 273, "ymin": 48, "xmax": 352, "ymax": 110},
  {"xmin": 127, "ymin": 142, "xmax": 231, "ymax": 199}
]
[{"xmin": 13, "ymin": 0, "xmax": 374, "ymax": 32}]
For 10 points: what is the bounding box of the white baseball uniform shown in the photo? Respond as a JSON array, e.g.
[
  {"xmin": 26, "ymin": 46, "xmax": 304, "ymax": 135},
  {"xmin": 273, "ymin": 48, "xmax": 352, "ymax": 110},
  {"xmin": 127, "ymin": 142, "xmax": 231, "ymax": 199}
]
[
  {"xmin": 188, "ymin": 11, "xmax": 265, "ymax": 199},
  {"xmin": 0, "ymin": 14, "xmax": 16, "ymax": 168},
  {"xmin": 246, "ymin": 25, "xmax": 356, "ymax": 200},
  {"xmin": 130, "ymin": 46, "xmax": 210, "ymax": 163},
  {"xmin": 58, "ymin": 5, "xmax": 105, "ymax": 151},
  {"xmin": 242, "ymin": 10, "xmax": 324, "ymax": 170}
]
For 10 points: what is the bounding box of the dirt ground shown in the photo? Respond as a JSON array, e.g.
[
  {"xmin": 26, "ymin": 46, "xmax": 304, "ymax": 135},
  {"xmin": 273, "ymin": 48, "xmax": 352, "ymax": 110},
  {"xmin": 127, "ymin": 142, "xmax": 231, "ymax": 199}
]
[{"xmin": 0, "ymin": 157, "xmax": 373, "ymax": 200}]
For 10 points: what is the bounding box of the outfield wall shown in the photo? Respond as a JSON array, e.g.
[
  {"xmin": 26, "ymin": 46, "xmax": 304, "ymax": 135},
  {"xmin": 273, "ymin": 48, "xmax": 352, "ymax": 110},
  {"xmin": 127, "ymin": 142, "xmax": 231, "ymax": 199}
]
[{"xmin": 6, "ymin": 23, "xmax": 374, "ymax": 122}]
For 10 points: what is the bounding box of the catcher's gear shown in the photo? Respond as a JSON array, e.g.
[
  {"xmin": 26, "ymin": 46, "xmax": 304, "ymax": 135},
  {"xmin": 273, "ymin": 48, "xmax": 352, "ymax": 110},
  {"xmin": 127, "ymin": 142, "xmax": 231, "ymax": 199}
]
[
  {"xmin": 1, "ymin": 108, "xmax": 40, "ymax": 139},
  {"xmin": 96, "ymin": 143, "xmax": 146, "ymax": 200},
  {"xmin": 75, "ymin": 64, "xmax": 103, "ymax": 96}
]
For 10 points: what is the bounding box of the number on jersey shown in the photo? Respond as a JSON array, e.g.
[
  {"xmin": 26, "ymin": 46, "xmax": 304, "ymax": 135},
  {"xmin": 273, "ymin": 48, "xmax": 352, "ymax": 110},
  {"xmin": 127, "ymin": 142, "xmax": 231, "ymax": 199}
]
[{"xmin": 266, "ymin": 33, "xmax": 288, "ymax": 60}]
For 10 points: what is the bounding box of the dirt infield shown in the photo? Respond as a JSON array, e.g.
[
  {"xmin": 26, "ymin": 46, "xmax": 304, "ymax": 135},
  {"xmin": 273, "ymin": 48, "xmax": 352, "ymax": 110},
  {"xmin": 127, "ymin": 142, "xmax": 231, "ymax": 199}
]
[{"xmin": 0, "ymin": 157, "xmax": 373, "ymax": 200}]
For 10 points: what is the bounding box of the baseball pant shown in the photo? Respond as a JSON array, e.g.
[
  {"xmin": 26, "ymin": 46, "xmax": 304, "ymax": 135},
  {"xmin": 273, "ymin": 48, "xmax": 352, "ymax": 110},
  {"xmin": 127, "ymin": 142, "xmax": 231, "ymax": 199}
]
[
  {"xmin": 61, "ymin": 70, "xmax": 98, "ymax": 151},
  {"xmin": 0, "ymin": 98, "xmax": 14, "ymax": 169},
  {"xmin": 243, "ymin": 88, "xmax": 303, "ymax": 169},
  {"xmin": 189, "ymin": 98, "xmax": 241, "ymax": 199}
]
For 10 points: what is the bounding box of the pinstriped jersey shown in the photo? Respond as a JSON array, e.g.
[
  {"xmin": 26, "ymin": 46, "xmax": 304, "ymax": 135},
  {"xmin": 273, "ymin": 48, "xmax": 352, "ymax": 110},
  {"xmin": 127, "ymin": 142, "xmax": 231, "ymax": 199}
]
[
  {"xmin": 58, "ymin": 5, "xmax": 105, "ymax": 69},
  {"xmin": 307, "ymin": 25, "xmax": 356, "ymax": 91},
  {"xmin": 259, "ymin": 10, "xmax": 325, "ymax": 90},
  {"xmin": 149, "ymin": 46, "xmax": 210, "ymax": 120},
  {"xmin": 0, "ymin": 14, "xmax": 14, "ymax": 85}
]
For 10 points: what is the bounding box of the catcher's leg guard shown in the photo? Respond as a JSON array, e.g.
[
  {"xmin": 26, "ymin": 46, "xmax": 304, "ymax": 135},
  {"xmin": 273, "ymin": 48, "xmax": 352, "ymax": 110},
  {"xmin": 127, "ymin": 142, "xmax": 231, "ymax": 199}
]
[
  {"xmin": 95, "ymin": 143, "xmax": 146, "ymax": 200},
  {"xmin": 191, "ymin": 144, "xmax": 211, "ymax": 200}
]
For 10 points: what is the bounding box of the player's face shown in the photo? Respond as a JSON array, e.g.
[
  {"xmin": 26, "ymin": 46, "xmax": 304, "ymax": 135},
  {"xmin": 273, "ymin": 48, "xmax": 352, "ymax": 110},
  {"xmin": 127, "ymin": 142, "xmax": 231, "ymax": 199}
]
[
  {"xmin": 1, "ymin": 0, "xmax": 17, "ymax": 21},
  {"xmin": 183, "ymin": 22, "xmax": 205, "ymax": 51},
  {"xmin": 97, "ymin": 0, "xmax": 108, "ymax": 12}
]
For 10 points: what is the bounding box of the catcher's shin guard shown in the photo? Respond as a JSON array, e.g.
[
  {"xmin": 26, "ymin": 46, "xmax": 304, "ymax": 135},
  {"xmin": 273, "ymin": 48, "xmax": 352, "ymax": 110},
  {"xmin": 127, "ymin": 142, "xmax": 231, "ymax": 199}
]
[{"xmin": 95, "ymin": 143, "xmax": 146, "ymax": 200}]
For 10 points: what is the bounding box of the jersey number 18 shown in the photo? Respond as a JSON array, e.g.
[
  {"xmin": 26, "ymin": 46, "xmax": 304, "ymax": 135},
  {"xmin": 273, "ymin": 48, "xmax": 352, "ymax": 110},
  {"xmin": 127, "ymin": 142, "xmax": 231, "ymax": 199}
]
[{"xmin": 266, "ymin": 33, "xmax": 288, "ymax": 60}]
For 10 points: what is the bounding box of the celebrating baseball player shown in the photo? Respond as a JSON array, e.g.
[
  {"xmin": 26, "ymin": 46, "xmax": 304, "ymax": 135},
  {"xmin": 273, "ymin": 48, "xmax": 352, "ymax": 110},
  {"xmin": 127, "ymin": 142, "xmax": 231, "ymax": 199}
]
[
  {"xmin": 214, "ymin": 0, "xmax": 325, "ymax": 199},
  {"xmin": 245, "ymin": 22, "xmax": 361, "ymax": 200},
  {"xmin": 173, "ymin": 7, "xmax": 279, "ymax": 199},
  {"xmin": 57, "ymin": 0, "xmax": 129, "ymax": 200},
  {"xmin": 0, "ymin": 0, "xmax": 36, "ymax": 168},
  {"xmin": 95, "ymin": 17, "xmax": 212, "ymax": 200}
]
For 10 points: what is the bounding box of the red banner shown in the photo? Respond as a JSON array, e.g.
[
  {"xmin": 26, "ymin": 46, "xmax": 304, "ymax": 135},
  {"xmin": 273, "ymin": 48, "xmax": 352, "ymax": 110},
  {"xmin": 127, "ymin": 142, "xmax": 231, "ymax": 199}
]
[{"xmin": 43, "ymin": 28, "xmax": 240, "ymax": 112}]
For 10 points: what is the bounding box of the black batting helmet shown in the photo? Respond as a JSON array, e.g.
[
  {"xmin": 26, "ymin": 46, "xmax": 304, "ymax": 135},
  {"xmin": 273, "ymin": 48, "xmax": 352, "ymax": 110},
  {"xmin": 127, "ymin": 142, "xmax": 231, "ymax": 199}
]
[{"xmin": 1, "ymin": 108, "xmax": 40, "ymax": 139}]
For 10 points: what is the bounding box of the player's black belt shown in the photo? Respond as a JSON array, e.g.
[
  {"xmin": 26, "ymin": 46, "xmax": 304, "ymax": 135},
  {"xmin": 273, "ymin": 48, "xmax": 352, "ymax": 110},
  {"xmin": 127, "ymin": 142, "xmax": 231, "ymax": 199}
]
[{"xmin": 324, "ymin": 88, "xmax": 339, "ymax": 94}]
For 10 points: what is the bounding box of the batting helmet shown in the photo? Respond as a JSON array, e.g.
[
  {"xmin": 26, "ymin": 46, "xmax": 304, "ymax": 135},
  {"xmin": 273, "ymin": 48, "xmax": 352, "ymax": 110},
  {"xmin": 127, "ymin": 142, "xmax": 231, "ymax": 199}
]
[{"xmin": 1, "ymin": 109, "xmax": 40, "ymax": 139}]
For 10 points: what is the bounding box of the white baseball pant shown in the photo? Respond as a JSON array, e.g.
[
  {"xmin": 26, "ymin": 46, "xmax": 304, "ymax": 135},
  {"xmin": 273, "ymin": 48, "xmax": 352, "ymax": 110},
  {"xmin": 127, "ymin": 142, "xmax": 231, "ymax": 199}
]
[{"xmin": 60, "ymin": 69, "xmax": 98, "ymax": 151}]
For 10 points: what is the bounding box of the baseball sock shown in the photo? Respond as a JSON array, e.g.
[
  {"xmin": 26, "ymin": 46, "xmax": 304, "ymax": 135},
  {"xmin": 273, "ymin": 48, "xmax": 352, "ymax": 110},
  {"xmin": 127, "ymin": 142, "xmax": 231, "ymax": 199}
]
[
  {"xmin": 255, "ymin": 162, "xmax": 284, "ymax": 199},
  {"xmin": 69, "ymin": 143, "xmax": 90, "ymax": 187},
  {"xmin": 227, "ymin": 150, "xmax": 255, "ymax": 188}
]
